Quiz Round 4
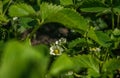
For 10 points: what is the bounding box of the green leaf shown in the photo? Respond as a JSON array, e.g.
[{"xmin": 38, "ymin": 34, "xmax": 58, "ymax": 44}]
[
  {"xmin": 72, "ymin": 55, "xmax": 100, "ymax": 77},
  {"xmin": 9, "ymin": 3, "xmax": 36, "ymax": 17},
  {"xmin": 102, "ymin": 59, "xmax": 120, "ymax": 73},
  {"xmin": 31, "ymin": 44, "xmax": 50, "ymax": 78},
  {"xmin": 114, "ymin": 6, "xmax": 120, "ymax": 15},
  {"xmin": 0, "ymin": 1, "xmax": 3, "ymax": 14},
  {"xmin": 88, "ymin": 68, "xmax": 100, "ymax": 77},
  {"xmin": 79, "ymin": 0, "xmax": 111, "ymax": 15},
  {"xmin": 49, "ymin": 54, "xmax": 74, "ymax": 76},
  {"xmin": 40, "ymin": 3, "xmax": 63, "ymax": 21},
  {"xmin": 96, "ymin": 18, "xmax": 108, "ymax": 30},
  {"xmin": 87, "ymin": 28, "xmax": 111, "ymax": 47},
  {"xmin": 80, "ymin": 7, "xmax": 109, "ymax": 13},
  {"xmin": 60, "ymin": 0, "xmax": 73, "ymax": 6},
  {"xmin": 0, "ymin": 41, "xmax": 48, "ymax": 78},
  {"xmin": 2, "ymin": 0, "xmax": 10, "ymax": 5},
  {"xmin": 33, "ymin": 44, "xmax": 50, "ymax": 57},
  {"xmin": 0, "ymin": 14, "xmax": 8, "ymax": 24},
  {"xmin": 18, "ymin": 17, "xmax": 33, "ymax": 32},
  {"xmin": 0, "ymin": 41, "xmax": 5, "ymax": 59},
  {"xmin": 113, "ymin": 28, "xmax": 120, "ymax": 36},
  {"xmin": 45, "ymin": 8, "xmax": 89, "ymax": 32},
  {"xmin": 112, "ymin": 0, "xmax": 120, "ymax": 7},
  {"xmin": 68, "ymin": 38, "xmax": 93, "ymax": 48},
  {"xmin": 81, "ymin": 0, "xmax": 105, "ymax": 8}
]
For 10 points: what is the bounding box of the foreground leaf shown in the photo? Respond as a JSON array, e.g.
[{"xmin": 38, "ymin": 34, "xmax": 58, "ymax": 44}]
[
  {"xmin": 49, "ymin": 54, "xmax": 74, "ymax": 76},
  {"xmin": 0, "ymin": 41, "xmax": 48, "ymax": 78}
]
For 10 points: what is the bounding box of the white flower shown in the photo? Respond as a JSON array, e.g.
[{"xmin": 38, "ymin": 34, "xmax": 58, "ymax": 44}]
[
  {"xmin": 59, "ymin": 37, "xmax": 66, "ymax": 44},
  {"xmin": 13, "ymin": 17, "xmax": 18, "ymax": 21},
  {"xmin": 65, "ymin": 71, "xmax": 74, "ymax": 76},
  {"xmin": 50, "ymin": 45, "xmax": 64, "ymax": 55},
  {"xmin": 55, "ymin": 38, "xmax": 67, "ymax": 45},
  {"xmin": 89, "ymin": 47, "xmax": 101, "ymax": 52},
  {"xmin": 55, "ymin": 41, "xmax": 59, "ymax": 45},
  {"xmin": 96, "ymin": 48, "xmax": 101, "ymax": 52},
  {"xmin": 71, "ymin": 29, "xmax": 75, "ymax": 32}
]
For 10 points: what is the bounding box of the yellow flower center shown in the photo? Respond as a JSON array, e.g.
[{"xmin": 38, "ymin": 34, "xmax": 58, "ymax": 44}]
[{"xmin": 53, "ymin": 49, "xmax": 60, "ymax": 54}]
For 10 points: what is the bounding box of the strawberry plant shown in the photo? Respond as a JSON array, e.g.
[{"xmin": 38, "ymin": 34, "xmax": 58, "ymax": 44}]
[{"xmin": 0, "ymin": 0, "xmax": 120, "ymax": 78}]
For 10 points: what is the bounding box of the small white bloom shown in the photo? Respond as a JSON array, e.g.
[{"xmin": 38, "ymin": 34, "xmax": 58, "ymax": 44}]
[
  {"xmin": 96, "ymin": 48, "xmax": 101, "ymax": 52},
  {"xmin": 55, "ymin": 41, "xmax": 59, "ymax": 45},
  {"xmin": 59, "ymin": 38, "xmax": 66, "ymax": 44},
  {"xmin": 89, "ymin": 47, "xmax": 101, "ymax": 52},
  {"xmin": 13, "ymin": 17, "xmax": 18, "ymax": 21},
  {"xmin": 50, "ymin": 45, "xmax": 64, "ymax": 55},
  {"xmin": 55, "ymin": 38, "xmax": 67, "ymax": 45},
  {"xmin": 65, "ymin": 71, "xmax": 74, "ymax": 76},
  {"xmin": 71, "ymin": 29, "xmax": 75, "ymax": 32}
]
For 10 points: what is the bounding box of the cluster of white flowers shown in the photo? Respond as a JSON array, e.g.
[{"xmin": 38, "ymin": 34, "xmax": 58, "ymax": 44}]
[
  {"xmin": 50, "ymin": 38, "xmax": 66, "ymax": 56},
  {"xmin": 55, "ymin": 37, "xmax": 66, "ymax": 45}
]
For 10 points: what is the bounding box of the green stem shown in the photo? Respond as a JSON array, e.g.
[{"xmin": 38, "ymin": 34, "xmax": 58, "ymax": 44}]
[
  {"xmin": 111, "ymin": 10, "xmax": 114, "ymax": 30},
  {"xmin": 73, "ymin": 0, "xmax": 75, "ymax": 4},
  {"xmin": 3, "ymin": 0, "xmax": 12, "ymax": 15},
  {"xmin": 11, "ymin": 20, "xmax": 17, "ymax": 39},
  {"xmin": 111, "ymin": 0, "xmax": 114, "ymax": 30},
  {"xmin": 37, "ymin": 0, "xmax": 41, "ymax": 6},
  {"xmin": 27, "ymin": 19, "xmax": 43, "ymax": 39},
  {"xmin": 85, "ymin": 28, "xmax": 90, "ymax": 51},
  {"xmin": 100, "ymin": 48, "xmax": 109, "ymax": 77},
  {"xmin": 104, "ymin": 48, "xmax": 109, "ymax": 61},
  {"xmin": 117, "ymin": 14, "xmax": 120, "ymax": 28}
]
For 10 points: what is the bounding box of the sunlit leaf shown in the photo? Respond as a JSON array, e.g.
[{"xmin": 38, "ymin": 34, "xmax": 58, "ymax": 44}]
[
  {"xmin": 9, "ymin": 3, "xmax": 36, "ymax": 17},
  {"xmin": 45, "ymin": 8, "xmax": 89, "ymax": 32},
  {"xmin": 60, "ymin": 0, "xmax": 73, "ymax": 6},
  {"xmin": 40, "ymin": 3, "xmax": 63, "ymax": 21}
]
